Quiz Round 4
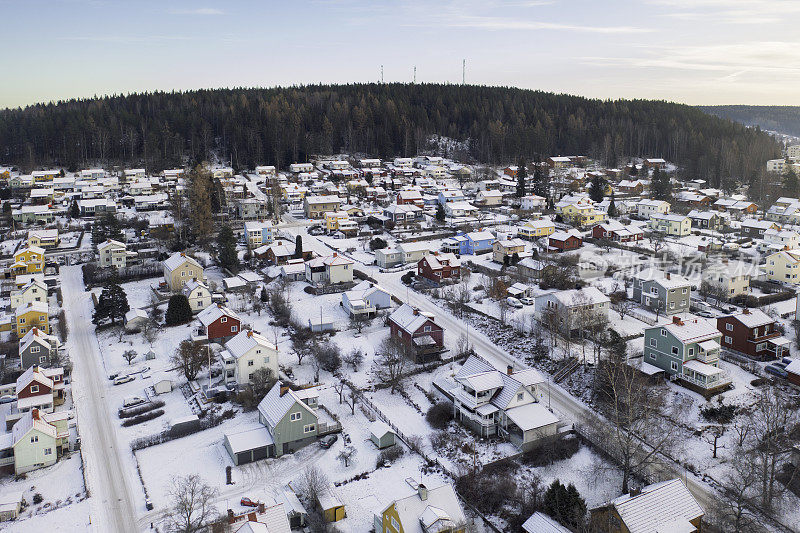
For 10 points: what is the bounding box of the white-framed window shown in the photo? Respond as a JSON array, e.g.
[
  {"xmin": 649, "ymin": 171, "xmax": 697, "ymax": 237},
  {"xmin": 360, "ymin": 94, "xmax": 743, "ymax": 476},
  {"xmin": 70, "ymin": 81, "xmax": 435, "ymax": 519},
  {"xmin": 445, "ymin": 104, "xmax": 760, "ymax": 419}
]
[
  {"xmin": 31, "ymin": 385, "xmax": 39, "ymax": 393},
  {"xmin": 424, "ymin": 325, "xmax": 432, "ymax": 332},
  {"xmin": 391, "ymin": 517, "xmax": 400, "ymax": 531},
  {"xmin": 44, "ymin": 447, "xmax": 52, "ymax": 455},
  {"xmin": 661, "ymin": 329, "xmax": 667, "ymax": 337},
  {"xmin": 725, "ymin": 336, "xmax": 732, "ymax": 344},
  {"xmin": 31, "ymin": 435, "xmax": 38, "ymax": 443},
  {"xmin": 39, "ymin": 356, "xmax": 47, "ymax": 363},
  {"xmin": 757, "ymin": 342, "xmax": 766, "ymax": 351},
  {"xmin": 247, "ymin": 360, "xmax": 254, "ymax": 366},
  {"xmin": 725, "ymin": 323, "xmax": 733, "ymax": 331},
  {"xmin": 649, "ymin": 352, "xmax": 656, "ymax": 360},
  {"xmin": 290, "ymin": 412, "xmax": 302, "ymax": 421},
  {"xmin": 304, "ymin": 424, "xmax": 316, "ymax": 434},
  {"xmin": 231, "ymin": 326, "xmax": 238, "ymax": 332},
  {"xmin": 671, "ymin": 346, "xmax": 679, "ymax": 355},
  {"xmin": 671, "ymin": 361, "xmax": 679, "ymax": 371},
  {"xmin": 220, "ymin": 317, "xmax": 227, "ymax": 323},
  {"xmin": 517, "ymin": 392, "xmax": 524, "ymax": 401},
  {"xmin": 263, "ymin": 357, "xmax": 270, "ymax": 363},
  {"xmin": 669, "ymin": 302, "xmax": 675, "ymax": 309},
  {"xmin": 649, "ymin": 339, "xmax": 657, "ymax": 347},
  {"xmin": 688, "ymin": 348, "xmax": 694, "ymax": 356},
  {"xmin": 682, "ymin": 288, "xmax": 688, "ymax": 294}
]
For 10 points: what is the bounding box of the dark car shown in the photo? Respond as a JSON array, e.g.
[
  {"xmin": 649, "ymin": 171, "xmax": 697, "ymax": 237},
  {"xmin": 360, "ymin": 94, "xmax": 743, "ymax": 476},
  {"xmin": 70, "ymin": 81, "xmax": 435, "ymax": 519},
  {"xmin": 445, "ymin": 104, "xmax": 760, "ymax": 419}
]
[
  {"xmin": 319, "ymin": 434, "xmax": 338, "ymax": 448},
  {"xmin": 765, "ymin": 365, "xmax": 788, "ymax": 378}
]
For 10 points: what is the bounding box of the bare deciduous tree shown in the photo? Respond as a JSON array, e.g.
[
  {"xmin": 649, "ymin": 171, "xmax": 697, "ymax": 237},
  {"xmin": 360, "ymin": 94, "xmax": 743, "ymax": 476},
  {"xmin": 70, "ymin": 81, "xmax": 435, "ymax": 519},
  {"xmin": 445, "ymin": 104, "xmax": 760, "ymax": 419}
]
[
  {"xmin": 372, "ymin": 337, "xmax": 409, "ymax": 394},
  {"xmin": 123, "ymin": 349, "xmax": 137, "ymax": 365},
  {"xmin": 170, "ymin": 340, "xmax": 208, "ymax": 382},
  {"xmin": 343, "ymin": 348, "xmax": 364, "ymax": 372},
  {"xmin": 165, "ymin": 474, "xmax": 219, "ymax": 533},
  {"xmin": 346, "ymin": 383, "xmax": 358, "ymax": 415}
]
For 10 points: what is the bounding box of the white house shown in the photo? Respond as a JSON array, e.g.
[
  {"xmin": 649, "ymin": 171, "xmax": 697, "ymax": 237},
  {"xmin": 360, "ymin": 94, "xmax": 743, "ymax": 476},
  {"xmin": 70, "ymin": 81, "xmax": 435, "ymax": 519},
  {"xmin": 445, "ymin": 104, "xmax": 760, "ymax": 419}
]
[
  {"xmin": 182, "ymin": 279, "xmax": 212, "ymax": 313},
  {"xmin": 219, "ymin": 330, "xmax": 279, "ymax": 386},
  {"xmin": 341, "ymin": 281, "xmax": 392, "ymax": 317},
  {"xmin": 636, "ymin": 199, "xmax": 671, "ymax": 219}
]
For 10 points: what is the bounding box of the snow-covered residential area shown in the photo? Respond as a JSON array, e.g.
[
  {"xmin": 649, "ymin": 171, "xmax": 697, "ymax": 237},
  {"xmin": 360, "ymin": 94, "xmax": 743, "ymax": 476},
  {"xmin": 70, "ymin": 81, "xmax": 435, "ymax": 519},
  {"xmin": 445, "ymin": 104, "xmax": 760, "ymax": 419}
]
[{"xmin": 3, "ymin": 147, "xmax": 800, "ymax": 533}]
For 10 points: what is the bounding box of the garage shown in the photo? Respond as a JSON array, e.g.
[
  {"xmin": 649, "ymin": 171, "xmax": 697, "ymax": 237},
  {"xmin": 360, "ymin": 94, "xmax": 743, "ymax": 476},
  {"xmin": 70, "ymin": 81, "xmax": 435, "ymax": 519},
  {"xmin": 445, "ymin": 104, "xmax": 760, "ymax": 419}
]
[{"xmin": 224, "ymin": 427, "xmax": 274, "ymax": 466}]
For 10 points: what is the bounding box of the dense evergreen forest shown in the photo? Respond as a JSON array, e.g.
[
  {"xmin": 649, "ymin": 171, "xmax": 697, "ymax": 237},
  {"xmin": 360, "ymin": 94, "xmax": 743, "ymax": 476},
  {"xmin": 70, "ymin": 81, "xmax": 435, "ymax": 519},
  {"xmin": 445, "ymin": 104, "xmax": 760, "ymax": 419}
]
[
  {"xmin": 700, "ymin": 105, "xmax": 800, "ymax": 138},
  {"xmin": 0, "ymin": 84, "xmax": 780, "ymax": 186}
]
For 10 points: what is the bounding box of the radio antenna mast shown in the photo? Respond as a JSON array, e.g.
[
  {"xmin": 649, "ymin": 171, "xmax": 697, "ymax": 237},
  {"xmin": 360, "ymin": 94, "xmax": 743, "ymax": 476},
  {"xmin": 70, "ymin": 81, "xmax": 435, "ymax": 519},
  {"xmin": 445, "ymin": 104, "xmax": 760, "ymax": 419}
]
[
  {"xmin": 381, "ymin": 65, "xmax": 384, "ymax": 83},
  {"xmin": 413, "ymin": 66, "xmax": 416, "ymax": 83},
  {"xmin": 462, "ymin": 59, "xmax": 465, "ymax": 84}
]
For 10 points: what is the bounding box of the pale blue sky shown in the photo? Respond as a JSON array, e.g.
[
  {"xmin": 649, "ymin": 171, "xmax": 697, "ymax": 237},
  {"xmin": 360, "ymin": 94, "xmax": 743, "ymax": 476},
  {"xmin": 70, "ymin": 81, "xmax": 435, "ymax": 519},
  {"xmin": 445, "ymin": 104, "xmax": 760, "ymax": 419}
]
[{"xmin": 1, "ymin": 0, "xmax": 798, "ymax": 109}]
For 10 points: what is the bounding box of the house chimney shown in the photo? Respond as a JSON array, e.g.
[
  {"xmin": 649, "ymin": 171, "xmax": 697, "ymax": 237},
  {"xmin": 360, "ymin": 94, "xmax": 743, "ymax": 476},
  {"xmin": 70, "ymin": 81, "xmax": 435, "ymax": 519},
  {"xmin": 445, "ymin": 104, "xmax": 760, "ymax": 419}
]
[
  {"xmin": 507, "ymin": 365, "xmax": 514, "ymax": 376},
  {"xmin": 418, "ymin": 483, "xmax": 428, "ymax": 501},
  {"xmin": 32, "ymin": 408, "xmax": 39, "ymax": 420},
  {"xmin": 672, "ymin": 316, "xmax": 683, "ymax": 326},
  {"xmin": 332, "ymin": 252, "xmax": 337, "ymax": 257},
  {"xmin": 247, "ymin": 330, "xmax": 253, "ymax": 338},
  {"xmin": 413, "ymin": 308, "xmax": 420, "ymax": 316},
  {"xmin": 665, "ymin": 272, "xmax": 671, "ymax": 280},
  {"xmin": 743, "ymin": 308, "xmax": 750, "ymax": 315},
  {"xmin": 280, "ymin": 385, "xmax": 290, "ymax": 397},
  {"xmin": 630, "ymin": 486, "xmax": 642, "ymax": 497}
]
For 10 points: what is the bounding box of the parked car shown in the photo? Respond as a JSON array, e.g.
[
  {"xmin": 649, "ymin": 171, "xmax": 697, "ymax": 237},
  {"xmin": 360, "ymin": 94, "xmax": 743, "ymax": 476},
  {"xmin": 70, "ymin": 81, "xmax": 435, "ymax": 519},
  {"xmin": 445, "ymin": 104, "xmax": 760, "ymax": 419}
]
[
  {"xmin": 695, "ymin": 310, "xmax": 716, "ymax": 318},
  {"xmin": 123, "ymin": 396, "xmax": 146, "ymax": 408},
  {"xmin": 506, "ymin": 297, "xmax": 523, "ymax": 309},
  {"xmin": 0, "ymin": 395, "xmax": 16, "ymax": 404},
  {"xmin": 113, "ymin": 375, "xmax": 135, "ymax": 385},
  {"xmin": 519, "ymin": 297, "xmax": 534, "ymax": 305},
  {"xmin": 319, "ymin": 434, "xmax": 338, "ymax": 448},
  {"xmin": 774, "ymin": 361, "xmax": 789, "ymax": 370},
  {"xmin": 765, "ymin": 365, "xmax": 788, "ymax": 378},
  {"xmin": 240, "ymin": 497, "xmax": 260, "ymax": 508},
  {"xmin": 108, "ymin": 372, "xmax": 121, "ymax": 380}
]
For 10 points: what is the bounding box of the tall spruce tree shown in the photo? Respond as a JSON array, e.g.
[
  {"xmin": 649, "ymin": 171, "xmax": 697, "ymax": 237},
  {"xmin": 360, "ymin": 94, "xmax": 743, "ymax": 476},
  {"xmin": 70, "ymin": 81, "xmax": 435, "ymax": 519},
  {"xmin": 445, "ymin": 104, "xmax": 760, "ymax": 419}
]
[
  {"xmin": 216, "ymin": 225, "xmax": 238, "ymax": 272},
  {"xmin": 516, "ymin": 158, "xmax": 527, "ymax": 198},
  {"xmin": 92, "ymin": 283, "xmax": 129, "ymax": 326},
  {"xmin": 607, "ymin": 192, "xmax": 617, "ymax": 217},
  {"xmin": 589, "ymin": 174, "xmax": 606, "ymax": 203}
]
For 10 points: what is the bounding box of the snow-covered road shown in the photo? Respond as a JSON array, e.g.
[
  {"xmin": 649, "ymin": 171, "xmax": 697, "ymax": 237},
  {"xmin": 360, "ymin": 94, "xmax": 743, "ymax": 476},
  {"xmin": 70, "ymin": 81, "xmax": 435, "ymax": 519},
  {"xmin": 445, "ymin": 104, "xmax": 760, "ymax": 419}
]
[{"xmin": 62, "ymin": 266, "xmax": 140, "ymax": 533}]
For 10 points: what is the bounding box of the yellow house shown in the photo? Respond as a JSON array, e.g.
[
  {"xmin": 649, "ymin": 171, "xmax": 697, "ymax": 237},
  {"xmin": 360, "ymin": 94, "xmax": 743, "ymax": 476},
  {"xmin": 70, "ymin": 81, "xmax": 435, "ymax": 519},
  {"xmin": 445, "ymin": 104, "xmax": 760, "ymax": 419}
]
[
  {"xmin": 376, "ymin": 483, "xmax": 466, "ymax": 533},
  {"xmin": 15, "ymin": 301, "xmax": 49, "ymax": 335},
  {"xmin": 648, "ymin": 213, "xmax": 692, "ymax": 236},
  {"xmin": 162, "ymin": 252, "xmax": 205, "ymax": 292},
  {"xmin": 765, "ymin": 250, "xmax": 800, "ymax": 284},
  {"xmin": 518, "ymin": 219, "xmax": 555, "ymax": 240},
  {"xmin": 555, "ymin": 196, "xmax": 605, "ymax": 226},
  {"xmin": 27, "ymin": 229, "xmax": 59, "ymax": 249},
  {"xmin": 493, "ymin": 238, "xmax": 527, "ymax": 264},
  {"xmin": 12, "ymin": 246, "xmax": 46, "ymax": 276}
]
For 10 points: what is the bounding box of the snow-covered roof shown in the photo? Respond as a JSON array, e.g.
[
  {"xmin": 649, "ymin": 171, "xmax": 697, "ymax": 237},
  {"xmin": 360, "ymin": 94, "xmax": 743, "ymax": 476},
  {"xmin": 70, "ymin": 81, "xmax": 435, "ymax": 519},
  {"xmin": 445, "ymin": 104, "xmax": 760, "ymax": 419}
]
[
  {"xmin": 370, "ymin": 420, "xmax": 394, "ymax": 439},
  {"xmin": 163, "ymin": 252, "xmax": 202, "ymax": 272},
  {"xmin": 634, "ymin": 268, "xmax": 691, "ymax": 289},
  {"xmin": 16, "ymin": 365, "xmax": 53, "ymax": 394},
  {"xmin": 19, "ymin": 327, "xmax": 57, "ymax": 354},
  {"xmin": 388, "ymin": 304, "xmax": 435, "ymax": 334},
  {"xmin": 522, "ymin": 512, "xmax": 573, "ymax": 533},
  {"xmin": 610, "ymin": 479, "xmax": 703, "ymax": 533},
  {"xmin": 197, "ymin": 304, "xmax": 239, "ymax": 326},
  {"xmin": 225, "ymin": 330, "xmax": 276, "ymax": 360},
  {"xmin": 654, "ymin": 317, "xmax": 720, "ymax": 344},
  {"xmin": 12, "ymin": 409, "xmax": 56, "ymax": 446},
  {"xmin": 124, "ymin": 308, "xmax": 148, "ymax": 322},
  {"xmin": 383, "ymin": 483, "xmax": 465, "ymax": 533},
  {"xmin": 504, "ymin": 403, "xmax": 558, "ymax": 430},
  {"xmin": 549, "ymin": 286, "xmax": 610, "ymax": 307},
  {"xmin": 225, "ymin": 426, "xmax": 274, "ymax": 454},
  {"xmin": 422, "ymin": 253, "xmax": 461, "ymax": 270},
  {"xmin": 257, "ymin": 384, "xmax": 316, "ymax": 429},
  {"xmin": 726, "ymin": 309, "xmax": 773, "ymax": 329}
]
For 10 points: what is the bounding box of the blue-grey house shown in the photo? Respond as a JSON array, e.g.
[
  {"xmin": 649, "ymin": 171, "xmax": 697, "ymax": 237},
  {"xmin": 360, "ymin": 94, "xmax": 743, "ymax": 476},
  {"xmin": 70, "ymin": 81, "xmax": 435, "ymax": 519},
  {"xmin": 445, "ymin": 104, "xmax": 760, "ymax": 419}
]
[{"xmin": 464, "ymin": 231, "xmax": 495, "ymax": 255}]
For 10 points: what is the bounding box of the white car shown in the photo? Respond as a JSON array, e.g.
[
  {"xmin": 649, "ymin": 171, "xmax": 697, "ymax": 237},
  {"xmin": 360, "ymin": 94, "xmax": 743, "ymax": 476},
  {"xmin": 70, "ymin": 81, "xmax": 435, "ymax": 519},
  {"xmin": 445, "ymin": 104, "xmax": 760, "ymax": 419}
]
[
  {"xmin": 519, "ymin": 297, "xmax": 534, "ymax": 305},
  {"xmin": 506, "ymin": 297, "xmax": 523, "ymax": 309}
]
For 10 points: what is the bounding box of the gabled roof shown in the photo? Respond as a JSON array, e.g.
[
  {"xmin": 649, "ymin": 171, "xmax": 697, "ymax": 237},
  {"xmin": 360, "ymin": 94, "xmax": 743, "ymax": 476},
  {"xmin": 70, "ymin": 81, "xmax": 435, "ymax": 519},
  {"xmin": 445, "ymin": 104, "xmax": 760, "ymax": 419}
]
[
  {"xmin": 182, "ymin": 279, "xmax": 210, "ymax": 295},
  {"xmin": 19, "ymin": 327, "xmax": 57, "ymax": 354},
  {"xmin": 163, "ymin": 252, "xmax": 202, "ymax": 272},
  {"xmin": 15, "ymin": 301, "xmax": 49, "ymax": 316},
  {"xmin": 98, "ymin": 239, "xmax": 126, "ymax": 251},
  {"xmin": 609, "ymin": 479, "xmax": 703, "ymax": 533},
  {"xmin": 12, "ymin": 410, "xmax": 57, "ymax": 446},
  {"xmin": 197, "ymin": 304, "xmax": 240, "ymax": 326},
  {"xmin": 389, "ymin": 304, "xmax": 436, "ymax": 334},
  {"xmin": 225, "ymin": 330, "xmax": 277, "ymax": 360},
  {"xmin": 16, "ymin": 365, "xmax": 54, "ymax": 394},
  {"xmin": 421, "ymin": 253, "xmax": 461, "ymax": 270},
  {"xmin": 652, "ymin": 317, "xmax": 720, "ymax": 344},
  {"xmin": 257, "ymin": 384, "xmax": 317, "ymax": 429},
  {"xmin": 384, "ymin": 483, "xmax": 465, "ymax": 533},
  {"xmin": 634, "ymin": 268, "xmax": 691, "ymax": 289},
  {"xmin": 522, "ymin": 512, "xmax": 572, "ymax": 533},
  {"xmin": 725, "ymin": 309, "xmax": 773, "ymax": 329}
]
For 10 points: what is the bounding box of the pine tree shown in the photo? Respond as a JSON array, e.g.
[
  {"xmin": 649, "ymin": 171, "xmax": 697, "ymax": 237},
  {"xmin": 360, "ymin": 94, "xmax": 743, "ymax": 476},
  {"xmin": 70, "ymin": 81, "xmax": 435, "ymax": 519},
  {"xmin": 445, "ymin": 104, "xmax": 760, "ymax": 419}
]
[
  {"xmin": 532, "ymin": 155, "xmax": 550, "ymax": 199},
  {"xmin": 543, "ymin": 480, "xmax": 586, "ymax": 529},
  {"xmin": 783, "ymin": 166, "xmax": 799, "ymax": 197},
  {"xmin": 589, "ymin": 174, "xmax": 606, "ymax": 203},
  {"xmin": 294, "ymin": 235, "xmax": 303, "ymax": 259},
  {"xmin": 216, "ymin": 225, "xmax": 238, "ymax": 272},
  {"xmin": 650, "ymin": 167, "xmax": 673, "ymax": 201},
  {"xmin": 436, "ymin": 203, "xmax": 446, "ymax": 222},
  {"xmin": 69, "ymin": 199, "xmax": 80, "ymax": 218},
  {"xmin": 92, "ymin": 283, "xmax": 129, "ymax": 326},
  {"xmin": 165, "ymin": 294, "xmax": 193, "ymax": 326},
  {"xmin": 516, "ymin": 158, "xmax": 527, "ymax": 198}
]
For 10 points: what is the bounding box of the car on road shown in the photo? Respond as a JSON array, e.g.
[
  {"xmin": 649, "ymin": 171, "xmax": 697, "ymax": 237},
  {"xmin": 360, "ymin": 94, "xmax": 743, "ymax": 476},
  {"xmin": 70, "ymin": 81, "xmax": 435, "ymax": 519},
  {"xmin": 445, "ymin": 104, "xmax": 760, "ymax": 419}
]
[
  {"xmin": 519, "ymin": 297, "xmax": 534, "ymax": 305},
  {"xmin": 765, "ymin": 365, "xmax": 788, "ymax": 378},
  {"xmin": 506, "ymin": 297, "xmax": 523, "ymax": 309},
  {"xmin": 113, "ymin": 374, "xmax": 135, "ymax": 385},
  {"xmin": 319, "ymin": 434, "xmax": 338, "ymax": 448},
  {"xmin": 695, "ymin": 310, "xmax": 716, "ymax": 318}
]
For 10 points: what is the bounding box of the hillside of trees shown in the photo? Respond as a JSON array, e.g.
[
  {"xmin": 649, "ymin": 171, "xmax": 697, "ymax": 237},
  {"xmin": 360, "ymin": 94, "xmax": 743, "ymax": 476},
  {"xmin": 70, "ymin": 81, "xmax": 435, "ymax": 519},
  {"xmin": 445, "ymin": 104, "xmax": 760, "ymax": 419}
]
[
  {"xmin": 0, "ymin": 84, "xmax": 780, "ymax": 186},
  {"xmin": 700, "ymin": 105, "xmax": 800, "ymax": 138}
]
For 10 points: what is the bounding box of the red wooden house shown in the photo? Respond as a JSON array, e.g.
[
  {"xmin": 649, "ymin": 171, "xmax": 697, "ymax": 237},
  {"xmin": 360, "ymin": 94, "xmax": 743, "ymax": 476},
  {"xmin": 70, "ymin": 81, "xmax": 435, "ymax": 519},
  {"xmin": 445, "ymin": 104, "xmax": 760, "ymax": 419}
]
[
  {"xmin": 417, "ymin": 253, "xmax": 461, "ymax": 284},
  {"xmin": 716, "ymin": 309, "xmax": 789, "ymax": 361},
  {"xmin": 388, "ymin": 304, "xmax": 444, "ymax": 363},
  {"xmin": 592, "ymin": 221, "xmax": 643, "ymax": 243},
  {"xmin": 197, "ymin": 304, "xmax": 241, "ymax": 341},
  {"xmin": 548, "ymin": 230, "xmax": 582, "ymax": 252}
]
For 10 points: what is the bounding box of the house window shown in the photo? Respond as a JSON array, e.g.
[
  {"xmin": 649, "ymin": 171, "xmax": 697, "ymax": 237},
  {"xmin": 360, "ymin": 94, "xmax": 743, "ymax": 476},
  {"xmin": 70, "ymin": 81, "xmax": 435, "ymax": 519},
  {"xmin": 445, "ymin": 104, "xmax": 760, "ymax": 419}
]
[
  {"xmin": 424, "ymin": 325, "xmax": 432, "ymax": 332},
  {"xmin": 290, "ymin": 412, "xmax": 302, "ymax": 421},
  {"xmin": 39, "ymin": 356, "xmax": 47, "ymax": 363},
  {"xmin": 31, "ymin": 385, "xmax": 39, "ymax": 393},
  {"xmin": 661, "ymin": 329, "xmax": 667, "ymax": 337},
  {"xmin": 517, "ymin": 392, "xmax": 524, "ymax": 401},
  {"xmin": 671, "ymin": 346, "xmax": 679, "ymax": 355},
  {"xmin": 391, "ymin": 517, "xmax": 400, "ymax": 531},
  {"xmin": 725, "ymin": 336, "xmax": 732, "ymax": 344},
  {"xmin": 231, "ymin": 326, "xmax": 238, "ymax": 333},
  {"xmin": 671, "ymin": 361, "xmax": 679, "ymax": 371},
  {"xmin": 688, "ymin": 348, "xmax": 694, "ymax": 356},
  {"xmin": 263, "ymin": 357, "xmax": 270, "ymax": 363},
  {"xmin": 31, "ymin": 346, "xmax": 40, "ymax": 353},
  {"xmin": 220, "ymin": 317, "xmax": 227, "ymax": 323},
  {"xmin": 649, "ymin": 339, "xmax": 657, "ymax": 347},
  {"xmin": 649, "ymin": 352, "xmax": 656, "ymax": 360},
  {"xmin": 304, "ymin": 424, "xmax": 316, "ymax": 434},
  {"xmin": 669, "ymin": 302, "xmax": 675, "ymax": 309},
  {"xmin": 44, "ymin": 447, "xmax": 52, "ymax": 455},
  {"xmin": 726, "ymin": 323, "xmax": 733, "ymax": 331},
  {"xmin": 247, "ymin": 360, "xmax": 254, "ymax": 366},
  {"xmin": 682, "ymin": 288, "xmax": 688, "ymax": 294}
]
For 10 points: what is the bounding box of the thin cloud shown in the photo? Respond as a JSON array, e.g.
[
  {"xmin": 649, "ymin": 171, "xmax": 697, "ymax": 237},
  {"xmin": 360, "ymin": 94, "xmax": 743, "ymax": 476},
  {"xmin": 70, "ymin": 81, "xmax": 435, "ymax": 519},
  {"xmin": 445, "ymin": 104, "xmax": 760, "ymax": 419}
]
[
  {"xmin": 169, "ymin": 8, "xmax": 224, "ymax": 16},
  {"xmin": 408, "ymin": 15, "xmax": 649, "ymax": 34}
]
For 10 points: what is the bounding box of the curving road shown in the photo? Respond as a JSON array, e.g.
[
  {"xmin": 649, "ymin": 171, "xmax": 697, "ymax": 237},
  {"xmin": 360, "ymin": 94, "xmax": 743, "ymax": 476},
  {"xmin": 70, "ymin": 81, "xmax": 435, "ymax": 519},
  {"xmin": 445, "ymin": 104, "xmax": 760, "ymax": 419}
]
[{"xmin": 62, "ymin": 266, "xmax": 140, "ymax": 533}]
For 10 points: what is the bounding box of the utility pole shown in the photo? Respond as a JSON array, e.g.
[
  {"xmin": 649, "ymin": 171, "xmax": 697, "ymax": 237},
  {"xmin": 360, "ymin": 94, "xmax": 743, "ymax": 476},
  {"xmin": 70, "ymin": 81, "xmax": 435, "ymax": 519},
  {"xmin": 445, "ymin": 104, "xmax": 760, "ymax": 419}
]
[
  {"xmin": 381, "ymin": 65, "xmax": 384, "ymax": 83},
  {"xmin": 462, "ymin": 59, "xmax": 465, "ymax": 85},
  {"xmin": 413, "ymin": 66, "xmax": 416, "ymax": 83}
]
